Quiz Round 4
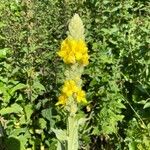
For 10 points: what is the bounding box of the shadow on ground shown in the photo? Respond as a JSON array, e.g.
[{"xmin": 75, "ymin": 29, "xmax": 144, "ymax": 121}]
[{"xmin": 0, "ymin": 137, "xmax": 20, "ymax": 150}]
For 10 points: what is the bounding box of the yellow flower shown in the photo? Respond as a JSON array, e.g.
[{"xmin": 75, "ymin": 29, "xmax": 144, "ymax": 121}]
[
  {"xmin": 78, "ymin": 40, "xmax": 88, "ymax": 53},
  {"xmin": 56, "ymin": 94, "xmax": 67, "ymax": 105},
  {"xmin": 57, "ymin": 50, "xmax": 66, "ymax": 58},
  {"xmin": 57, "ymin": 38, "xmax": 89, "ymax": 65},
  {"xmin": 75, "ymin": 52, "xmax": 82, "ymax": 60},
  {"xmin": 81, "ymin": 53, "xmax": 89, "ymax": 66},
  {"xmin": 62, "ymin": 80, "xmax": 78, "ymax": 96},
  {"xmin": 66, "ymin": 52, "xmax": 76, "ymax": 64},
  {"xmin": 76, "ymin": 89, "xmax": 87, "ymax": 103},
  {"xmin": 57, "ymin": 79, "xmax": 87, "ymax": 105}
]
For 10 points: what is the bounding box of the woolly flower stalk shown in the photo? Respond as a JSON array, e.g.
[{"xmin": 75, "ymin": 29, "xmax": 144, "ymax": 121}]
[
  {"xmin": 57, "ymin": 14, "xmax": 89, "ymax": 107},
  {"xmin": 54, "ymin": 14, "xmax": 89, "ymax": 150}
]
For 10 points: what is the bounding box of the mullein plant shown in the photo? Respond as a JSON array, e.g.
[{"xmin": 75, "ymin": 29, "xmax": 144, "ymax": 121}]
[{"xmin": 53, "ymin": 14, "xmax": 89, "ymax": 150}]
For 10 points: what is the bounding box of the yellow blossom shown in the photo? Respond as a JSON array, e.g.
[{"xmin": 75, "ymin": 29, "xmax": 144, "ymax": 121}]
[
  {"xmin": 57, "ymin": 38, "xmax": 89, "ymax": 65},
  {"xmin": 57, "ymin": 79, "xmax": 88, "ymax": 105},
  {"xmin": 62, "ymin": 80, "xmax": 78, "ymax": 96},
  {"xmin": 56, "ymin": 94, "xmax": 67, "ymax": 105},
  {"xmin": 81, "ymin": 53, "xmax": 89, "ymax": 66},
  {"xmin": 76, "ymin": 89, "xmax": 87, "ymax": 103},
  {"xmin": 75, "ymin": 52, "xmax": 82, "ymax": 60},
  {"xmin": 67, "ymin": 52, "xmax": 76, "ymax": 64}
]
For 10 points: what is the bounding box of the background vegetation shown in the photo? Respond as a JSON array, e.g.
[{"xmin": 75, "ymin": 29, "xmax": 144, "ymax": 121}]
[{"xmin": 0, "ymin": 0, "xmax": 150, "ymax": 149}]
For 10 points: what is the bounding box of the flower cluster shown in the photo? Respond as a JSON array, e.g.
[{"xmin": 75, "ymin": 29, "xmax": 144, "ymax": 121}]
[
  {"xmin": 56, "ymin": 80, "xmax": 87, "ymax": 105},
  {"xmin": 57, "ymin": 38, "xmax": 89, "ymax": 66}
]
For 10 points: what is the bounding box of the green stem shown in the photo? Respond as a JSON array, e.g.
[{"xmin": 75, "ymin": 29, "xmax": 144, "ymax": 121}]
[{"xmin": 67, "ymin": 115, "xmax": 78, "ymax": 150}]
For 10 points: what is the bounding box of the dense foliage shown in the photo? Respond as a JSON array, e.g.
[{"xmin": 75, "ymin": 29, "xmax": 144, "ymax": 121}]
[{"xmin": 0, "ymin": 0, "xmax": 150, "ymax": 150}]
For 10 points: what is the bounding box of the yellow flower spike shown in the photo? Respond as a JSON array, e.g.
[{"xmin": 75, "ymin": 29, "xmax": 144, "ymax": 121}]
[
  {"xmin": 57, "ymin": 14, "xmax": 89, "ymax": 105},
  {"xmin": 56, "ymin": 14, "xmax": 89, "ymax": 150}
]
